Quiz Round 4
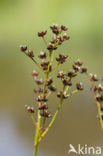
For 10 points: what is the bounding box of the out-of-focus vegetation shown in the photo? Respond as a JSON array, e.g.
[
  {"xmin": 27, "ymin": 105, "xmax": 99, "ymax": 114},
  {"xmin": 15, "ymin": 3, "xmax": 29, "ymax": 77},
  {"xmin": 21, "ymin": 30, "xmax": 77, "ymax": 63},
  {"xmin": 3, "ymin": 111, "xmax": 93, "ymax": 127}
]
[{"xmin": 0, "ymin": 0, "xmax": 103, "ymax": 156}]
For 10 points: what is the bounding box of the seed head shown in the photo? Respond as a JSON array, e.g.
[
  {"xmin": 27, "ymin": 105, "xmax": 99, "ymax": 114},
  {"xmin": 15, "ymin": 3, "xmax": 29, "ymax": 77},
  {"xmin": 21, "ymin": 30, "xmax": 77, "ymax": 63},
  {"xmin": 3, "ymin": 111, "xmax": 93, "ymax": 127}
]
[
  {"xmin": 96, "ymin": 94, "xmax": 103, "ymax": 102},
  {"xmin": 27, "ymin": 50, "xmax": 34, "ymax": 57},
  {"xmin": 46, "ymin": 78, "xmax": 53, "ymax": 86},
  {"xmin": 40, "ymin": 110, "xmax": 52, "ymax": 118},
  {"xmin": 56, "ymin": 54, "xmax": 68, "ymax": 64},
  {"xmin": 38, "ymin": 103, "xmax": 48, "ymax": 110},
  {"xmin": 20, "ymin": 45, "xmax": 27, "ymax": 52},
  {"xmin": 76, "ymin": 82, "xmax": 84, "ymax": 90},
  {"xmin": 31, "ymin": 71, "xmax": 39, "ymax": 77},
  {"xmin": 81, "ymin": 67, "xmax": 87, "ymax": 73},
  {"xmin": 72, "ymin": 65, "xmax": 80, "ymax": 72},
  {"xmin": 66, "ymin": 71, "xmax": 77, "ymax": 78},
  {"xmin": 61, "ymin": 25, "xmax": 68, "ymax": 31},
  {"xmin": 25, "ymin": 105, "xmax": 34, "ymax": 113},
  {"xmin": 63, "ymin": 33, "xmax": 70, "ymax": 40},
  {"xmin": 35, "ymin": 95, "xmax": 48, "ymax": 102},
  {"xmin": 57, "ymin": 91, "xmax": 68, "ymax": 99},
  {"xmin": 62, "ymin": 78, "xmax": 72, "ymax": 86},
  {"xmin": 48, "ymin": 85, "xmax": 56, "ymax": 92},
  {"xmin": 38, "ymin": 52, "xmax": 47, "ymax": 59},
  {"xmin": 38, "ymin": 31, "xmax": 47, "ymax": 37},
  {"xmin": 74, "ymin": 59, "xmax": 83, "ymax": 66},
  {"xmin": 50, "ymin": 24, "xmax": 60, "ymax": 35},
  {"xmin": 34, "ymin": 78, "xmax": 44, "ymax": 85},
  {"xmin": 57, "ymin": 71, "xmax": 65, "ymax": 78},
  {"xmin": 89, "ymin": 74, "xmax": 98, "ymax": 81}
]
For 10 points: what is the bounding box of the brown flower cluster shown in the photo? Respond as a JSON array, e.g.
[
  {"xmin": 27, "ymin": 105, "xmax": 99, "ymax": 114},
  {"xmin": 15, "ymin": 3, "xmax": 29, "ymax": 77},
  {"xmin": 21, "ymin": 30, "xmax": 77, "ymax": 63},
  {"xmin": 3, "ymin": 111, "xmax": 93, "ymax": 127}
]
[{"xmin": 19, "ymin": 24, "xmax": 103, "ymax": 156}]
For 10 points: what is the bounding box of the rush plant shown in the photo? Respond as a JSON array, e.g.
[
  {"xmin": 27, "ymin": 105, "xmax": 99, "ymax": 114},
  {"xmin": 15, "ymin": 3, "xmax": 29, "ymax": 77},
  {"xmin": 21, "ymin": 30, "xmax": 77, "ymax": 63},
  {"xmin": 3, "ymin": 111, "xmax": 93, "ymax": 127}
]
[{"xmin": 20, "ymin": 24, "xmax": 103, "ymax": 156}]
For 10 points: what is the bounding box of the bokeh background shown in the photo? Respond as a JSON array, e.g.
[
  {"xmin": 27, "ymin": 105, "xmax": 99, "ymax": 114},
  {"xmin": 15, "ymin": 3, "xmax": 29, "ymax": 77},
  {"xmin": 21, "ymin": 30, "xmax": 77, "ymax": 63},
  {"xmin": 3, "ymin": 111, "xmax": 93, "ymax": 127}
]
[{"xmin": 0, "ymin": 0, "xmax": 103, "ymax": 156}]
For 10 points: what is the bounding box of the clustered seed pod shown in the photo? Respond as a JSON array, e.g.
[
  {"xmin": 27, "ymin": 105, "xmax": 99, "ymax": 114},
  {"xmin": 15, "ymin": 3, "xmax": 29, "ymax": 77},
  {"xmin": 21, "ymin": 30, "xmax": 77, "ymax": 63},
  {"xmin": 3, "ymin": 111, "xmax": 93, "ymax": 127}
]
[
  {"xmin": 40, "ymin": 110, "xmax": 52, "ymax": 118},
  {"xmin": 46, "ymin": 78, "xmax": 53, "ymax": 86},
  {"xmin": 20, "ymin": 45, "xmax": 27, "ymax": 52},
  {"xmin": 61, "ymin": 25, "xmax": 68, "ymax": 31},
  {"xmin": 76, "ymin": 82, "xmax": 84, "ymax": 90},
  {"xmin": 32, "ymin": 71, "xmax": 39, "ymax": 77},
  {"xmin": 35, "ymin": 95, "xmax": 48, "ymax": 102},
  {"xmin": 34, "ymin": 78, "xmax": 44, "ymax": 85},
  {"xmin": 38, "ymin": 31, "xmax": 47, "ymax": 37},
  {"xmin": 57, "ymin": 91, "xmax": 68, "ymax": 99},
  {"xmin": 48, "ymin": 85, "xmax": 56, "ymax": 92},
  {"xmin": 62, "ymin": 78, "xmax": 72, "ymax": 86},
  {"xmin": 56, "ymin": 54, "xmax": 68, "ymax": 64},
  {"xmin": 63, "ymin": 33, "xmax": 70, "ymax": 40},
  {"xmin": 89, "ymin": 73, "xmax": 98, "ymax": 81},
  {"xmin": 38, "ymin": 103, "xmax": 48, "ymax": 110},
  {"xmin": 25, "ymin": 105, "xmax": 35, "ymax": 113},
  {"xmin": 66, "ymin": 71, "xmax": 77, "ymax": 78},
  {"xmin": 57, "ymin": 71, "xmax": 65, "ymax": 78},
  {"xmin": 27, "ymin": 50, "xmax": 34, "ymax": 57},
  {"xmin": 38, "ymin": 52, "xmax": 47, "ymax": 59},
  {"xmin": 50, "ymin": 24, "xmax": 61, "ymax": 35}
]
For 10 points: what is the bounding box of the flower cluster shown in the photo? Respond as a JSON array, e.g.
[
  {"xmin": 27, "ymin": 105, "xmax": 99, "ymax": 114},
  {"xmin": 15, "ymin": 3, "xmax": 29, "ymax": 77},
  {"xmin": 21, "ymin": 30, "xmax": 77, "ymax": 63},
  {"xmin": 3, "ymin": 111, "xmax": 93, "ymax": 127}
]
[{"xmin": 19, "ymin": 24, "xmax": 103, "ymax": 156}]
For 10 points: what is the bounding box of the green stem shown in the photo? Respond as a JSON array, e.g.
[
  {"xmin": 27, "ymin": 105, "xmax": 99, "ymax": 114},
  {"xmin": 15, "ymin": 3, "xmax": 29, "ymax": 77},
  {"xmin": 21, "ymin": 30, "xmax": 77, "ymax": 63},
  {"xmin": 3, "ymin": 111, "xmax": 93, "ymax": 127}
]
[
  {"xmin": 98, "ymin": 104, "xmax": 103, "ymax": 129},
  {"xmin": 24, "ymin": 52, "xmax": 44, "ymax": 72},
  {"xmin": 34, "ymin": 110, "xmax": 41, "ymax": 156}
]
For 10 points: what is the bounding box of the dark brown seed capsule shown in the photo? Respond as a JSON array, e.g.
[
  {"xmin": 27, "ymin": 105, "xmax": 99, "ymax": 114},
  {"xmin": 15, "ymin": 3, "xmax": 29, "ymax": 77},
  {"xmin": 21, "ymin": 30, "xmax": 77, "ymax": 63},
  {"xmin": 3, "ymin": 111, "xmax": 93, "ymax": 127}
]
[
  {"xmin": 74, "ymin": 59, "xmax": 83, "ymax": 66},
  {"xmin": 66, "ymin": 71, "xmax": 77, "ymax": 78},
  {"xmin": 57, "ymin": 36, "xmax": 64, "ymax": 44},
  {"xmin": 57, "ymin": 71, "xmax": 65, "ymax": 78},
  {"xmin": 81, "ymin": 67, "xmax": 87, "ymax": 73},
  {"xmin": 61, "ymin": 25, "xmax": 68, "ymax": 31},
  {"xmin": 48, "ymin": 85, "xmax": 56, "ymax": 92},
  {"xmin": 40, "ymin": 110, "xmax": 52, "ymax": 118},
  {"xmin": 40, "ymin": 61, "xmax": 49, "ymax": 70},
  {"xmin": 31, "ymin": 71, "xmax": 39, "ymax": 77},
  {"xmin": 25, "ymin": 105, "xmax": 34, "ymax": 113},
  {"xmin": 38, "ymin": 52, "xmax": 47, "ymax": 59},
  {"xmin": 96, "ymin": 94, "xmax": 103, "ymax": 102},
  {"xmin": 50, "ymin": 24, "xmax": 60, "ymax": 35},
  {"xmin": 101, "ymin": 105, "xmax": 103, "ymax": 111},
  {"xmin": 38, "ymin": 103, "xmax": 48, "ymax": 110},
  {"xmin": 47, "ymin": 43, "xmax": 54, "ymax": 51},
  {"xmin": 76, "ymin": 82, "xmax": 84, "ymax": 90},
  {"xmin": 72, "ymin": 65, "xmax": 80, "ymax": 72},
  {"xmin": 27, "ymin": 50, "xmax": 34, "ymax": 57},
  {"xmin": 38, "ymin": 31, "xmax": 47, "ymax": 37},
  {"xmin": 35, "ymin": 96, "xmax": 48, "ymax": 102},
  {"xmin": 34, "ymin": 88, "xmax": 48, "ymax": 94},
  {"xmin": 57, "ymin": 91, "xmax": 68, "ymax": 99},
  {"xmin": 46, "ymin": 78, "xmax": 53, "ymax": 86},
  {"xmin": 62, "ymin": 79, "xmax": 72, "ymax": 86},
  {"xmin": 34, "ymin": 78, "xmax": 44, "ymax": 85},
  {"xmin": 63, "ymin": 33, "xmax": 70, "ymax": 40},
  {"xmin": 20, "ymin": 45, "xmax": 27, "ymax": 52},
  {"xmin": 56, "ymin": 54, "xmax": 68, "ymax": 64},
  {"xmin": 89, "ymin": 74, "xmax": 98, "ymax": 81},
  {"xmin": 94, "ymin": 84, "xmax": 103, "ymax": 92}
]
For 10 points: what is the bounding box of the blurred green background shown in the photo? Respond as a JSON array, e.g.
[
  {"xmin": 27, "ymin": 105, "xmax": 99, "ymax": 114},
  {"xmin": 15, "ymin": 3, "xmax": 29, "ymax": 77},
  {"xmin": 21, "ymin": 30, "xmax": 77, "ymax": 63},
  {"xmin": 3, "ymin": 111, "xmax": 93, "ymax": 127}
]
[{"xmin": 0, "ymin": 0, "xmax": 103, "ymax": 156}]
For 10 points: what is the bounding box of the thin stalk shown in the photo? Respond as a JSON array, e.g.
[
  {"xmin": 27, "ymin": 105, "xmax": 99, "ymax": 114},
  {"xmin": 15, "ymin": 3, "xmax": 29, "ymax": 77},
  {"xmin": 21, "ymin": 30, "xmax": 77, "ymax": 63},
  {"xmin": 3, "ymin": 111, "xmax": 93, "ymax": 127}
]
[
  {"xmin": 98, "ymin": 105, "xmax": 103, "ymax": 129},
  {"xmin": 24, "ymin": 52, "xmax": 44, "ymax": 72},
  {"xmin": 42, "ymin": 37, "xmax": 47, "ymax": 46},
  {"xmin": 30, "ymin": 114, "xmax": 37, "ymax": 127},
  {"xmin": 34, "ymin": 110, "xmax": 41, "ymax": 156}
]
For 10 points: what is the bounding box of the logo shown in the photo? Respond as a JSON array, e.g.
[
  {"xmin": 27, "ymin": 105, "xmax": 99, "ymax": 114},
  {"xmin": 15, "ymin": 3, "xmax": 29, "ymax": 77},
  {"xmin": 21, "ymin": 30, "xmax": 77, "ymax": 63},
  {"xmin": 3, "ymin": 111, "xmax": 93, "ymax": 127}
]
[{"xmin": 68, "ymin": 144, "xmax": 101, "ymax": 155}]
